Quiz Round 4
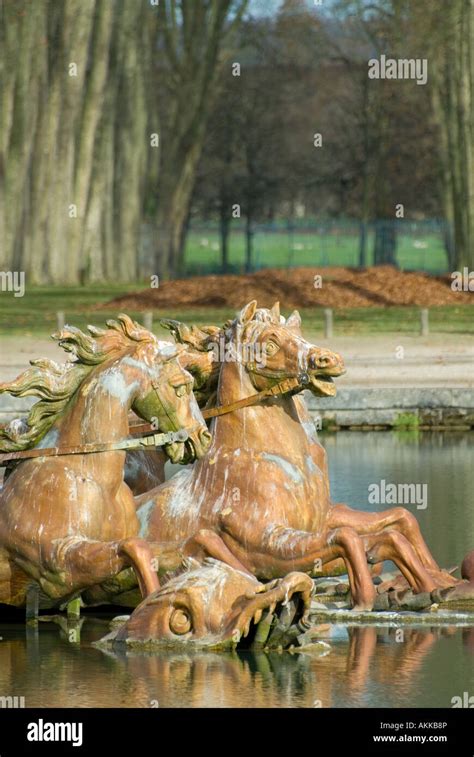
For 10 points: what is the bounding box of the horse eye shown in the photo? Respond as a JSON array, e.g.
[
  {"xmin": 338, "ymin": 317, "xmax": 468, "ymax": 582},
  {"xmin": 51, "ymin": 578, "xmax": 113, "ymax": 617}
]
[
  {"xmin": 264, "ymin": 341, "xmax": 278, "ymax": 356},
  {"xmin": 174, "ymin": 384, "xmax": 187, "ymax": 398},
  {"xmin": 169, "ymin": 608, "xmax": 192, "ymax": 635}
]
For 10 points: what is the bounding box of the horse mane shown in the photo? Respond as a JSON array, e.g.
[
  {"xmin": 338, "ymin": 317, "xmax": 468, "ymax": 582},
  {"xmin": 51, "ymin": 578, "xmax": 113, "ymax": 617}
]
[{"xmin": 0, "ymin": 314, "xmax": 156, "ymax": 452}]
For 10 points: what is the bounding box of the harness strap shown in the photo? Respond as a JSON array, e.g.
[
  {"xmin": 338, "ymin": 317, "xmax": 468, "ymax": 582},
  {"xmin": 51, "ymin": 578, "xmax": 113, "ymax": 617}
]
[
  {"xmin": 0, "ymin": 429, "xmax": 188, "ymax": 465},
  {"xmin": 128, "ymin": 374, "xmax": 306, "ymax": 434},
  {"xmin": 0, "ymin": 373, "xmax": 308, "ymax": 465},
  {"xmin": 202, "ymin": 375, "xmax": 302, "ymax": 418}
]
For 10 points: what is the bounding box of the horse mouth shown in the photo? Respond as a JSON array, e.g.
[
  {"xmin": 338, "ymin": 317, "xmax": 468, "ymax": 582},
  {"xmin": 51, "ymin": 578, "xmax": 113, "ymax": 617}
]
[
  {"xmin": 165, "ymin": 431, "xmax": 211, "ymax": 464},
  {"xmin": 165, "ymin": 441, "xmax": 190, "ymax": 464},
  {"xmin": 231, "ymin": 591, "xmax": 311, "ymax": 651},
  {"xmin": 309, "ymin": 374, "xmax": 337, "ymax": 397}
]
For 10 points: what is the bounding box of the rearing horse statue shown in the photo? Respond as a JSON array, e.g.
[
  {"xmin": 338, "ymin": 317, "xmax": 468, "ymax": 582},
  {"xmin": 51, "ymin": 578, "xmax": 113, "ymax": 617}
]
[
  {"xmin": 135, "ymin": 301, "xmax": 469, "ymax": 610},
  {"xmin": 0, "ymin": 315, "xmax": 211, "ymax": 608}
]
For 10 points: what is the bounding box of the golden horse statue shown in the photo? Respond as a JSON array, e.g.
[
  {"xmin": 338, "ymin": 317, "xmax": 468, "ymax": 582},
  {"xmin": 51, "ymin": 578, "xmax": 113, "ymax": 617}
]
[
  {"xmin": 0, "ymin": 315, "xmax": 211, "ymax": 609},
  {"xmin": 130, "ymin": 301, "xmax": 471, "ymax": 614}
]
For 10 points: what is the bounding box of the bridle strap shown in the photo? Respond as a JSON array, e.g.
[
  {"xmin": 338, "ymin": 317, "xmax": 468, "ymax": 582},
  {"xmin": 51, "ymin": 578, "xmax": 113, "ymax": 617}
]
[
  {"xmin": 202, "ymin": 375, "xmax": 303, "ymax": 419},
  {"xmin": 129, "ymin": 373, "xmax": 307, "ymax": 432},
  {"xmin": 0, "ymin": 429, "xmax": 188, "ymax": 465},
  {"xmin": 0, "ymin": 373, "xmax": 309, "ymax": 464},
  {"xmin": 149, "ymin": 379, "xmax": 181, "ymax": 433}
]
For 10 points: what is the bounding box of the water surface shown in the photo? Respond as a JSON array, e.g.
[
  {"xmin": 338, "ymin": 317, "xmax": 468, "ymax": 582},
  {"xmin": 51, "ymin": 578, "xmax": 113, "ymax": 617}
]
[{"xmin": 0, "ymin": 431, "xmax": 472, "ymax": 708}]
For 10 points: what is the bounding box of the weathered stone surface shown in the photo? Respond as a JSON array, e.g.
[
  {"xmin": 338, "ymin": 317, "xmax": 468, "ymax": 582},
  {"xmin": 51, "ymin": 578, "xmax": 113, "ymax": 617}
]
[
  {"xmin": 309, "ymin": 607, "xmax": 474, "ymax": 625},
  {"xmin": 373, "ymin": 593, "xmax": 390, "ymax": 611},
  {"xmin": 304, "ymin": 388, "xmax": 474, "ymax": 428}
]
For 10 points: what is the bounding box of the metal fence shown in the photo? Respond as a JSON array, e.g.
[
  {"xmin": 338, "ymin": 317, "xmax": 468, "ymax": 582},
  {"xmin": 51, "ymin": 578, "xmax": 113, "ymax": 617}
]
[{"xmin": 180, "ymin": 218, "xmax": 451, "ymax": 277}]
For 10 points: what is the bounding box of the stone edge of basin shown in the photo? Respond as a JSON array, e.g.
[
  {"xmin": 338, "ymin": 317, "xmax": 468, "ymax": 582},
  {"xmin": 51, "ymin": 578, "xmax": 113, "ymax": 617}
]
[
  {"xmin": 307, "ymin": 388, "xmax": 474, "ymax": 430},
  {"xmin": 1, "ymin": 390, "xmax": 474, "ymax": 430}
]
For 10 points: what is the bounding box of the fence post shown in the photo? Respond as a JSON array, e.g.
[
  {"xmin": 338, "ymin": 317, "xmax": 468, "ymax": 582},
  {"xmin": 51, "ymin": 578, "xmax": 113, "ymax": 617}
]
[
  {"xmin": 56, "ymin": 311, "xmax": 65, "ymax": 330},
  {"xmin": 324, "ymin": 308, "xmax": 333, "ymax": 339},
  {"xmin": 143, "ymin": 311, "xmax": 153, "ymax": 332},
  {"xmin": 420, "ymin": 308, "xmax": 429, "ymax": 337}
]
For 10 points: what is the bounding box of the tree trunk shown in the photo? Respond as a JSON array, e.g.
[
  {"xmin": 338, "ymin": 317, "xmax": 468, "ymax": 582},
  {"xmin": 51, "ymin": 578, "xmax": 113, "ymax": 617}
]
[
  {"xmin": 153, "ymin": 0, "xmax": 248, "ymax": 279},
  {"xmin": 219, "ymin": 206, "xmax": 231, "ymax": 273},
  {"xmin": 245, "ymin": 213, "xmax": 253, "ymax": 273},
  {"xmin": 428, "ymin": 0, "xmax": 474, "ymax": 271},
  {"xmin": 374, "ymin": 221, "xmax": 397, "ymax": 266},
  {"xmin": 358, "ymin": 222, "xmax": 368, "ymax": 268},
  {"xmin": 0, "ymin": 0, "xmax": 158, "ymax": 284}
]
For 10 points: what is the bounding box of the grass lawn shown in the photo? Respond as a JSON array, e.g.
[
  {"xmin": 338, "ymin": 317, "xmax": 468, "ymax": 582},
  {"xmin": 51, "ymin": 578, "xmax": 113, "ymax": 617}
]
[
  {"xmin": 0, "ymin": 285, "xmax": 473, "ymax": 339},
  {"xmin": 184, "ymin": 230, "xmax": 448, "ymax": 275}
]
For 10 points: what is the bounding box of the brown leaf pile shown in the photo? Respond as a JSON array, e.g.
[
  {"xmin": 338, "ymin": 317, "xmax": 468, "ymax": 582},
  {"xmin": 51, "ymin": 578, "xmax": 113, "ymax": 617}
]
[{"xmin": 101, "ymin": 266, "xmax": 472, "ymax": 311}]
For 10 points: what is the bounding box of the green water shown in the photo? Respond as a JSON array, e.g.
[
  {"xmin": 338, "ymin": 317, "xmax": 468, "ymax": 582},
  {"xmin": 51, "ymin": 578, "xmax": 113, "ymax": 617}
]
[
  {"xmin": 324, "ymin": 431, "xmax": 474, "ymax": 571},
  {"xmin": 0, "ymin": 432, "xmax": 472, "ymax": 708}
]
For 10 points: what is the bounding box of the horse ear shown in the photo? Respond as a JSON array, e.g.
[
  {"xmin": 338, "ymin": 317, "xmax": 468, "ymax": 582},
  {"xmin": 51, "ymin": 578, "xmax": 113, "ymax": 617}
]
[
  {"xmin": 160, "ymin": 319, "xmax": 189, "ymax": 344},
  {"xmin": 270, "ymin": 302, "xmax": 280, "ymax": 322},
  {"xmin": 161, "ymin": 319, "xmax": 210, "ymax": 351},
  {"xmin": 238, "ymin": 300, "xmax": 257, "ymax": 325},
  {"xmin": 286, "ymin": 310, "xmax": 302, "ymax": 334}
]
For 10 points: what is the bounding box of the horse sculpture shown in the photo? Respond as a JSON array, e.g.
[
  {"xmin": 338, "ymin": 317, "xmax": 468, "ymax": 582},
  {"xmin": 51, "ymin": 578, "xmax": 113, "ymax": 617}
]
[
  {"xmin": 0, "ymin": 315, "xmax": 211, "ymax": 609},
  {"xmin": 132, "ymin": 301, "xmax": 472, "ymax": 611}
]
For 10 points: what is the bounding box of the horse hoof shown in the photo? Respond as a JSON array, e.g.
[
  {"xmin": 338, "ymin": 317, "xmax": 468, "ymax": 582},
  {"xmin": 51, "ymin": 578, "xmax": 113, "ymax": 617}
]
[
  {"xmin": 461, "ymin": 550, "xmax": 474, "ymax": 582},
  {"xmin": 437, "ymin": 580, "xmax": 474, "ymax": 603}
]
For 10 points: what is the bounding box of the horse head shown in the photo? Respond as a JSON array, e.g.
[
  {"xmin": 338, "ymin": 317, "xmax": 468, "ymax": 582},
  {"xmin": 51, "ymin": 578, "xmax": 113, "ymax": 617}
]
[
  {"xmin": 110, "ymin": 319, "xmax": 212, "ymax": 464},
  {"xmin": 161, "ymin": 302, "xmax": 345, "ymax": 404},
  {"xmin": 226, "ymin": 300, "xmax": 345, "ymax": 398},
  {"xmin": 0, "ymin": 314, "xmax": 212, "ymax": 465}
]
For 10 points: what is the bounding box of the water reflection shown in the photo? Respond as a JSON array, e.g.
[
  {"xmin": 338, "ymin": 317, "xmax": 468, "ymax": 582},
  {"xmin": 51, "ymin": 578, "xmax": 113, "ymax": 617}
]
[
  {"xmin": 0, "ymin": 619, "xmax": 472, "ymax": 708},
  {"xmin": 0, "ymin": 431, "xmax": 473, "ymax": 708},
  {"xmin": 322, "ymin": 431, "xmax": 474, "ymax": 570}
]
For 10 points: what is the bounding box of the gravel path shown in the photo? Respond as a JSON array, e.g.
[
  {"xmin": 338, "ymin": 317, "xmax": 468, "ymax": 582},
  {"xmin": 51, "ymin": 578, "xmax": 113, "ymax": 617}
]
[{"xmin": 0, "ymin": 334, "xmax": 472, "ymax": 387}]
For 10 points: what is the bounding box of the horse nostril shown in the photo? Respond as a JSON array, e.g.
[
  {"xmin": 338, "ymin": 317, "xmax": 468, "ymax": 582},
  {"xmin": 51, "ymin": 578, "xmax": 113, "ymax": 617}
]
[
  {"xmin": 311, "ymin": 354, "xmax": 332, "ymax": 369},
  {"xmin": 200, "ymin": 429, "xmax": 212, "ymax": 447}
]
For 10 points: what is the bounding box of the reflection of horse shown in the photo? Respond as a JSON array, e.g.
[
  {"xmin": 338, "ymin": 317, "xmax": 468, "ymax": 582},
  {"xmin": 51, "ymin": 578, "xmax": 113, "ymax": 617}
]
[
  {"xmin": 0, "ymin": 615, "xmax": 466, "ymax": 707},
  {"xmin": 137, "ymin": 301, "xmax": 465, "ymax": 610},
  {"xmin": 0, "ymin": 315, "xmax": 211, "ymax": 608}
]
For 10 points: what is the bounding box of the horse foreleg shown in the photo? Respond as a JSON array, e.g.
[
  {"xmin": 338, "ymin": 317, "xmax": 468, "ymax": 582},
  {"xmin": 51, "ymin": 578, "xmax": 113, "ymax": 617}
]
[
  {"xmin": 220, "ymin": 519, "xmax": 376, "ymax": 609},
  {"xmin": 327, "ymin": 527, "xmax": 376, "ymax": 610},
  {"xmin": 49, "ymin": 536, "xmax": 160, "ymax": 599},
  {"xmin": 183, "ymin": 529, "xmax": 255, "ymax": 577},
  {"xmin": 118, "ymin": 538, "xmax": 160, "ymax": 596},
  {"xmin": 363, "ymin": 530, "xmax": 437, "ymax": 594},
  {"xmin": 329, "ymin": 504, "xmax": 442, "ymax": 573}
]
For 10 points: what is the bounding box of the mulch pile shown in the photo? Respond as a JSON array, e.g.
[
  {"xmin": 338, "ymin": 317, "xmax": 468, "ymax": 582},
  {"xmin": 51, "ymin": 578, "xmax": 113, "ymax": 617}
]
[{"xmin": 100, "ymin": 266, "xmax": 472, "ymax": 311}]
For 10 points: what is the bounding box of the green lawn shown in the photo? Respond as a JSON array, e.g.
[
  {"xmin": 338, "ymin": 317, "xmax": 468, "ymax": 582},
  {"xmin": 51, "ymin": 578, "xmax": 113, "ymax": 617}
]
[
  {"xmin": 0, "ymin": 285, "xmax": 472, "ymax": 339},
  {"xmin": 184, "ymin": 230, "xmax": 448, "ymax": 275}
]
